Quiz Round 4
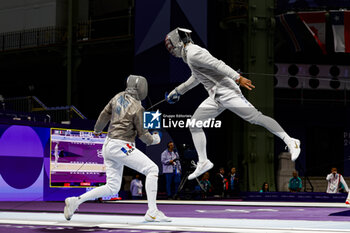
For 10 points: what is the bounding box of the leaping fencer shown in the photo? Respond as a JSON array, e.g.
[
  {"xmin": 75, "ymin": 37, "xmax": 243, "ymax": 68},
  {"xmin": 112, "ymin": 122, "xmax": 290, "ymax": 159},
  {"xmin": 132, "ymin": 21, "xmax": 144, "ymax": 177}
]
[
  {"xmin": 165, "ymin": 28, "xmax": 301, "ymax": 180},
  {"xmin": 64, "ymin": 75, "xmax": 171, "ymax": 222}
]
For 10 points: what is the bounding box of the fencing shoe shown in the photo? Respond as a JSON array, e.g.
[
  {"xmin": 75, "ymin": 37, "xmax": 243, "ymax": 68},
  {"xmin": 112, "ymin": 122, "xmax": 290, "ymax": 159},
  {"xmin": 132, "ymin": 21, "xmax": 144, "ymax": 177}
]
[
  {"xmin": 145, "ymin": 209, "xmax": 172, "ymax": 222},
  {"xmin": 286, "ymin": 138, "xmax": 301, "ymax": 161},
  {"xmin": 64, "ymin": 197, "xmax": 80, "ymax": 220},
  {"xmin": 188, "ymin": 160, "xmax": 214, "ymax": 180}
]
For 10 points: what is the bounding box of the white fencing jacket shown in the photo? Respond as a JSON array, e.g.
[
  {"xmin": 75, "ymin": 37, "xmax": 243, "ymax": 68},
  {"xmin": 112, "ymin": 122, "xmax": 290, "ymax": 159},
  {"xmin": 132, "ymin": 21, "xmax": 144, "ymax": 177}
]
[{"xmin": 175, "ymin": 43, "xmax": 241, "ymax": 98}]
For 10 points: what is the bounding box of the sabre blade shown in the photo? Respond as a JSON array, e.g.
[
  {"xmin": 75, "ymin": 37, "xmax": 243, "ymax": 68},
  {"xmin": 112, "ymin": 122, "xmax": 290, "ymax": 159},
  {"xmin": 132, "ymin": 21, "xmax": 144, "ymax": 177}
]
[{"xmin": 146, "ymin": 99, "xmax": 166, "ymax": 111}]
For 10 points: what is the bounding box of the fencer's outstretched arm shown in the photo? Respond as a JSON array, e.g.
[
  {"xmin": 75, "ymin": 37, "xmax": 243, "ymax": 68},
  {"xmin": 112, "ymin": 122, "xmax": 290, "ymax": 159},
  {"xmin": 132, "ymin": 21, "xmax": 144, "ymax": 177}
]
[
  {"xmin": 187, "ymin": 46, "xmax": 255, "ymax": 90},
  {"xmin": 94, "ymin": 100, "xmax": 113, "ymax": 134},
  {"xmin": 134, "ymin": 108, "xmax": 160, "ymax": 145},
  {"xmin": 173, "ymin": 75, "xmax": 200, "ymax": 95},
  {"xmin": 166, "ymin": 76, "xmax": 199, "ymax": 103},
  {"xmin": 188, "ymin": 48, "xmax": 241, "ymax": 82}
]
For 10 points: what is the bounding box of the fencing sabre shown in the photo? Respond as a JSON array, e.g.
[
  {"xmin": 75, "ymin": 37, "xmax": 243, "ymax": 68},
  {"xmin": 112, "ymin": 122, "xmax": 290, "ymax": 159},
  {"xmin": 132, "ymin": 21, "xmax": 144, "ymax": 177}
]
[{"xmin": 146, "ymin": 98, "xmax": 166, "ymax": 111}]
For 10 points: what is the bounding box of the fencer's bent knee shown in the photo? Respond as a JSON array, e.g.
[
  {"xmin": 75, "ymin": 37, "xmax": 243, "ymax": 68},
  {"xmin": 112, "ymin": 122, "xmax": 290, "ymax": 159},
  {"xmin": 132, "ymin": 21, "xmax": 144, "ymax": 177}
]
[
  {"xmin": 189, "ymin": 126, "xmax": 203, "ymax": 133},
  {"xmin": 145, "ymin": 164, "xmax": 159, "ymax": 177},
  {"xmin": 106, "ymin": 182, "xmax": 120, "ymax": 195},
  {"xmin": 244, "ymin": 111, "xmax": 263, "ymax": 125},
  {"xmin": 189, "ymin": 116, "xmax": 204, "ymax": 133},
  {"xmin": 150, "ymin": 165, "xmax": 159, "ymax": 175},
  {"xmin": 146, "ymin": 169, "xmax": 159, "ymax": 183},
  {"xmin": 252, "ymin": 113, "xmax": 271, "ymax": 126}
]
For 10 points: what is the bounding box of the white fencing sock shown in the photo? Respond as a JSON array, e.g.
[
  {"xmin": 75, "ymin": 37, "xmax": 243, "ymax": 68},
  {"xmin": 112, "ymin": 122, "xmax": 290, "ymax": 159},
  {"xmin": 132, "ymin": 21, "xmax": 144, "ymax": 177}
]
[
  {"xmin": 145, "ymin": 172, "xmax": 158, "ymax": 212},
  {"xmin": 191, "ymin": 129, "xmax": 208, "ymax": 163},
  {"xmin": 78, "ymin": 185, "xmax": 113, "ymax": 204},
  {"xmin": 254, "ymin": 114, "xmax": 292, "ymax": 144}
]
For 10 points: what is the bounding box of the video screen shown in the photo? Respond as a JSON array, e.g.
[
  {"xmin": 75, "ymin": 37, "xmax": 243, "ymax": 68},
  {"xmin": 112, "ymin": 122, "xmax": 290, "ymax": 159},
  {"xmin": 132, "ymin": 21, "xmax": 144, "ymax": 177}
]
[{"xmin": 50, "ymin": 128, "xmax": 107, "ymax": 187}]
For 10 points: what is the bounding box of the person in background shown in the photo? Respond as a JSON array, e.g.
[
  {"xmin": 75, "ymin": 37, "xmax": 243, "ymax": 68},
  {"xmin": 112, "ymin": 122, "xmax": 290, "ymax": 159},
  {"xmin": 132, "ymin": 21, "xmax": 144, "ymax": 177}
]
[
  {"xmin": 198, "ymin": 172, "xmax": 212, "ymax": 199},
  {"xmin": 213, "ymin": 167, "xmax": 226, "ymax": 197},
  {"xmin": 161, "ymin": 141, "xmax": 181, "ymax": 199},
  {"xmin": 326, "ymin": 167, "xmax": 350, "ymax": 204},
  {"xmin": 130, "ymin": 174, "xmax": 143, "ymax": 200},
  {"xmin": 288, "ymin": 170, "xmax": 302, "ymax": 192},
  {"xmin": 227, "ymin": 167, "xmax": 239, "ymax": 197},
  {"xmin": 200, "ymin": 172, "xmax": 212, "ymax": 193},
  {"xmin": 260, "ymin": 182, "xmax": 269, "ymax": 192}
]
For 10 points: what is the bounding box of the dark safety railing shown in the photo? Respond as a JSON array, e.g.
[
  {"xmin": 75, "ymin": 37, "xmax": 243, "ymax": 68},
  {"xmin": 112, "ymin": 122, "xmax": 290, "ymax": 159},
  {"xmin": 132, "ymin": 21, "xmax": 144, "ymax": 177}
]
[
  {"xmin": 0, "ymin": 14, "xmax": 133, "ymax": 52},
  {"xmin": 0, "ymin": 26, "xmax": 66, "ymax": 51},
  {"xmin": 1, "ymin": 96, "xmax": 86, "ymax": 123}
]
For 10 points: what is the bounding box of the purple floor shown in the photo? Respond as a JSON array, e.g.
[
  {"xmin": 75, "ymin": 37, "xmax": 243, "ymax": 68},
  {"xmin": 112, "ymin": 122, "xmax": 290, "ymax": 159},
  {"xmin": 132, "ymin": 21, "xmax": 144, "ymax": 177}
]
[
  {"xmin": 1, "ymin": 201, "xmax": 350, "ymax": 222},
  {"xmin": 0, "ymin": 225, "xmax": 181, "ymax": 233}
]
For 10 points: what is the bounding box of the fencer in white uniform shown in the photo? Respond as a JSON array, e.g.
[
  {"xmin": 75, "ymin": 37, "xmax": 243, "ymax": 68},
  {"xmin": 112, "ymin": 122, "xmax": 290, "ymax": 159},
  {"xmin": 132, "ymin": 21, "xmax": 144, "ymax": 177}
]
[
  {"xmin": 64, "ymin": 75, "xmax": 171, "ymax": 222},
  {"xmin": 165, "ymin": 28, "xmax": 301, "ymax": 180}
]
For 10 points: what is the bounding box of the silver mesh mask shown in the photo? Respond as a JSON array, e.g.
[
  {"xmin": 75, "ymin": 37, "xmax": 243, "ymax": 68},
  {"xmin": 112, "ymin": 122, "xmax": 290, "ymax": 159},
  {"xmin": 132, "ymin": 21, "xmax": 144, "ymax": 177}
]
[
  {"xmin": 165, "ymin": 27, "xmax": 192, "ymax": 58},
  {"xmin": 125, "ymin": 75, "xmax": 148, "ymax": 101}
]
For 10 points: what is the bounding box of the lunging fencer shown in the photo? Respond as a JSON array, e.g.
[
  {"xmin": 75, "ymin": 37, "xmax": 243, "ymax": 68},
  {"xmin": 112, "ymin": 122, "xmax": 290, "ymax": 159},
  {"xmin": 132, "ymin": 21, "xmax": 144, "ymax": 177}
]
[
  {"xmin": 165, "ymin": 28, "xmax": 301, "ymax": 180},
  {"xmin": 64, "ymin": 75, "xmax": 171, "ymax": 222}
]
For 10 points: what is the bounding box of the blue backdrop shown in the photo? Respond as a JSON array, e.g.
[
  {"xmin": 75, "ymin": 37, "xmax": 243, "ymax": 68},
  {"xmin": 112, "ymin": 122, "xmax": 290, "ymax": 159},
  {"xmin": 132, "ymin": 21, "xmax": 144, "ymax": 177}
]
[{"xmin": 134, "ymin": 0, "xmax": 208, "ymax": 85}]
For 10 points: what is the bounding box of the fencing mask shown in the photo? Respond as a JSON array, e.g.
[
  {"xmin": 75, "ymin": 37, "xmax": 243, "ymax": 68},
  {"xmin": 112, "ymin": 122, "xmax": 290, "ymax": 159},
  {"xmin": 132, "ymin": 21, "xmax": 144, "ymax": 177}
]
[
  {"xmin": 165, "ymin": 27, "xmax": 192, "ymax": 58},
  {"xmin": 125, "ymin": 75, "xmax": 148, "ymax": 101}
]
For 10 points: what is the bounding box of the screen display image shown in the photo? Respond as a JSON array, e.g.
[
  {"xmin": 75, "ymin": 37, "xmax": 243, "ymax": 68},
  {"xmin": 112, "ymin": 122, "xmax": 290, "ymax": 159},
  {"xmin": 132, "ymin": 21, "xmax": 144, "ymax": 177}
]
[{"xmin": 50, "ymin": 128, "xmax": 107, "ymax": 188}]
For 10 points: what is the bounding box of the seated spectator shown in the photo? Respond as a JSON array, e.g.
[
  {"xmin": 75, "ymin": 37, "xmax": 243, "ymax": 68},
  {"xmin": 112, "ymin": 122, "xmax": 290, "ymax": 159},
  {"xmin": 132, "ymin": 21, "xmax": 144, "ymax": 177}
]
[
  {"xmin": 289, "ymin": 171, "xmax": 302, "ymax": 192},
  {"xmin": 130, "ymin": 174, "xmax": 143, "ymax": 200},
  {"xmin": 260, "ymin": 182, "xmax": 269, "ymax": 192}
]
